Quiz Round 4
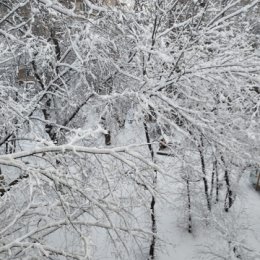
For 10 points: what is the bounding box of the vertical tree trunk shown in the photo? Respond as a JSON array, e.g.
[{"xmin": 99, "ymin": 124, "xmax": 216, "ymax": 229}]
[
  {"xmin": 104, "ymin": 130, "xmax": 111, "ymax": 145},
  {"xmin": 149, "ymin": 195, "xmax": 156, "ymax": 259},
  {"xmin": 5, "ymin": 133, "xmax": 16, "ymax": 154},
  {"xmin": 224, "ymin": 168, "xmax": 233, "ymax": 212},
  {"xmin": 221, "ymin": 156, "xmax": 233, "ymax": 212},
  {"xmin": 100, "ymin": 110, "xmax": 111, "ymax": 146},
  {"xmin": 143, "ymin": 122, "xmax": 157, "ymax": 260},
  {"xmin": 215, "ymin": 161, "xmax": 219, "ymax": 203},
  {"xmin": 142, "ymin": 10, "xmax": 160, "ymax": 259},
  {"xmin": 186, "ymin": 178, "xmax": 192, "ymax": 233}
]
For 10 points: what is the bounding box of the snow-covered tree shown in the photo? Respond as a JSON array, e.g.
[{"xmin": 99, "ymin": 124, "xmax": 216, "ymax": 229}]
[{"xmin": 0, "ymin": 0, "xmax": 259, "ymax": 259}]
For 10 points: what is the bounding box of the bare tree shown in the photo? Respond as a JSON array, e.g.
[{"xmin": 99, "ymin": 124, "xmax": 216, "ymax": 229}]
[{"xmin": 0, "ymin": 0, "xmax": 259, "ymax": 259}]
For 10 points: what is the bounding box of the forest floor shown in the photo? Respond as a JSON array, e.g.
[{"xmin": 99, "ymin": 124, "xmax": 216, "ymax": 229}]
[{"xmin": 157, "ymin": 174, "xmax": 260, "ymax": 260}]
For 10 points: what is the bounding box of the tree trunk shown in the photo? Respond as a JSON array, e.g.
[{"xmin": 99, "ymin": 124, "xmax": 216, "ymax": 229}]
[
  {"xmin": 143, "ymin": 122, "xmax": 157, "ymax": 260},
  {"xmin": 186, "ymin": 178, "xmax": 192, "ymax": 233},
  {"xmin": 221, "ymin": 156, "xmax": 233, "ymax": 212},
  {"xmin": 215, "ymin": 161, "xmax": 219, "ymax": 203},
  {"xmin": 210, "ymin": 159, "xmax": 217, "ymax": 202},
  {"xmin": 224, "ymin": 169, "xmax": 233, "ymax": 212},
  {"xmin": 199, "ymin": 137, "xmax": 211, "ymax": 211}
]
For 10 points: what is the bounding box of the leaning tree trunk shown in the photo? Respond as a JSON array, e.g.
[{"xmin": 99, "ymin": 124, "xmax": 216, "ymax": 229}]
[
  {"xmin": 214, "ymin": 160, "xmax": 220, "ymax": 203},
  {"xmin": 210, "ymin": 159, "xmax": 218, "ymax": 203},
  {"xmin": 198, "ymin": 137, "xmax": 211, "ymax": 211}
]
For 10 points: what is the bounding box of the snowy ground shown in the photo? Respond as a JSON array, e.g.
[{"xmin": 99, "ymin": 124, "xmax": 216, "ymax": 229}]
[
  {"xmin": 156, "ymin": 174, "xmax": 260, "ymax": 260},
  {"xmin": 101, "ymin": 119, "xmax": 260, "ymax": 260}
]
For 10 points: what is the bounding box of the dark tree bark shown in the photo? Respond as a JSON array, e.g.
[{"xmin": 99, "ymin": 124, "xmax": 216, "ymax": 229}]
[
  {"xmin": 186, "ymin": 178, "xmax": 192, "ymax": 233},
  {"xmin": 210, "ymin": 159, "xmax": 217, "ymax": 202},
  {"xmin": 4, "ymin": 132, "xmax": 16, "ymax": 154},
  {"xmin": 215, "ymin": 160, "xmax": 219, "ymax": 203},
  {"xmin": 105, "ymin": 130, "xmax": 111, "ymax": 146},
  {"xmin": 143, "ymin": 122, "xmax": 157, "ymax": 260},
  {"xmin": 198, "ymin": 137, "xmax": 211, "ymax": 211},
  {"xmin": 221, "ymin": 156, "xmax": 234, "ymax": 212}
]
